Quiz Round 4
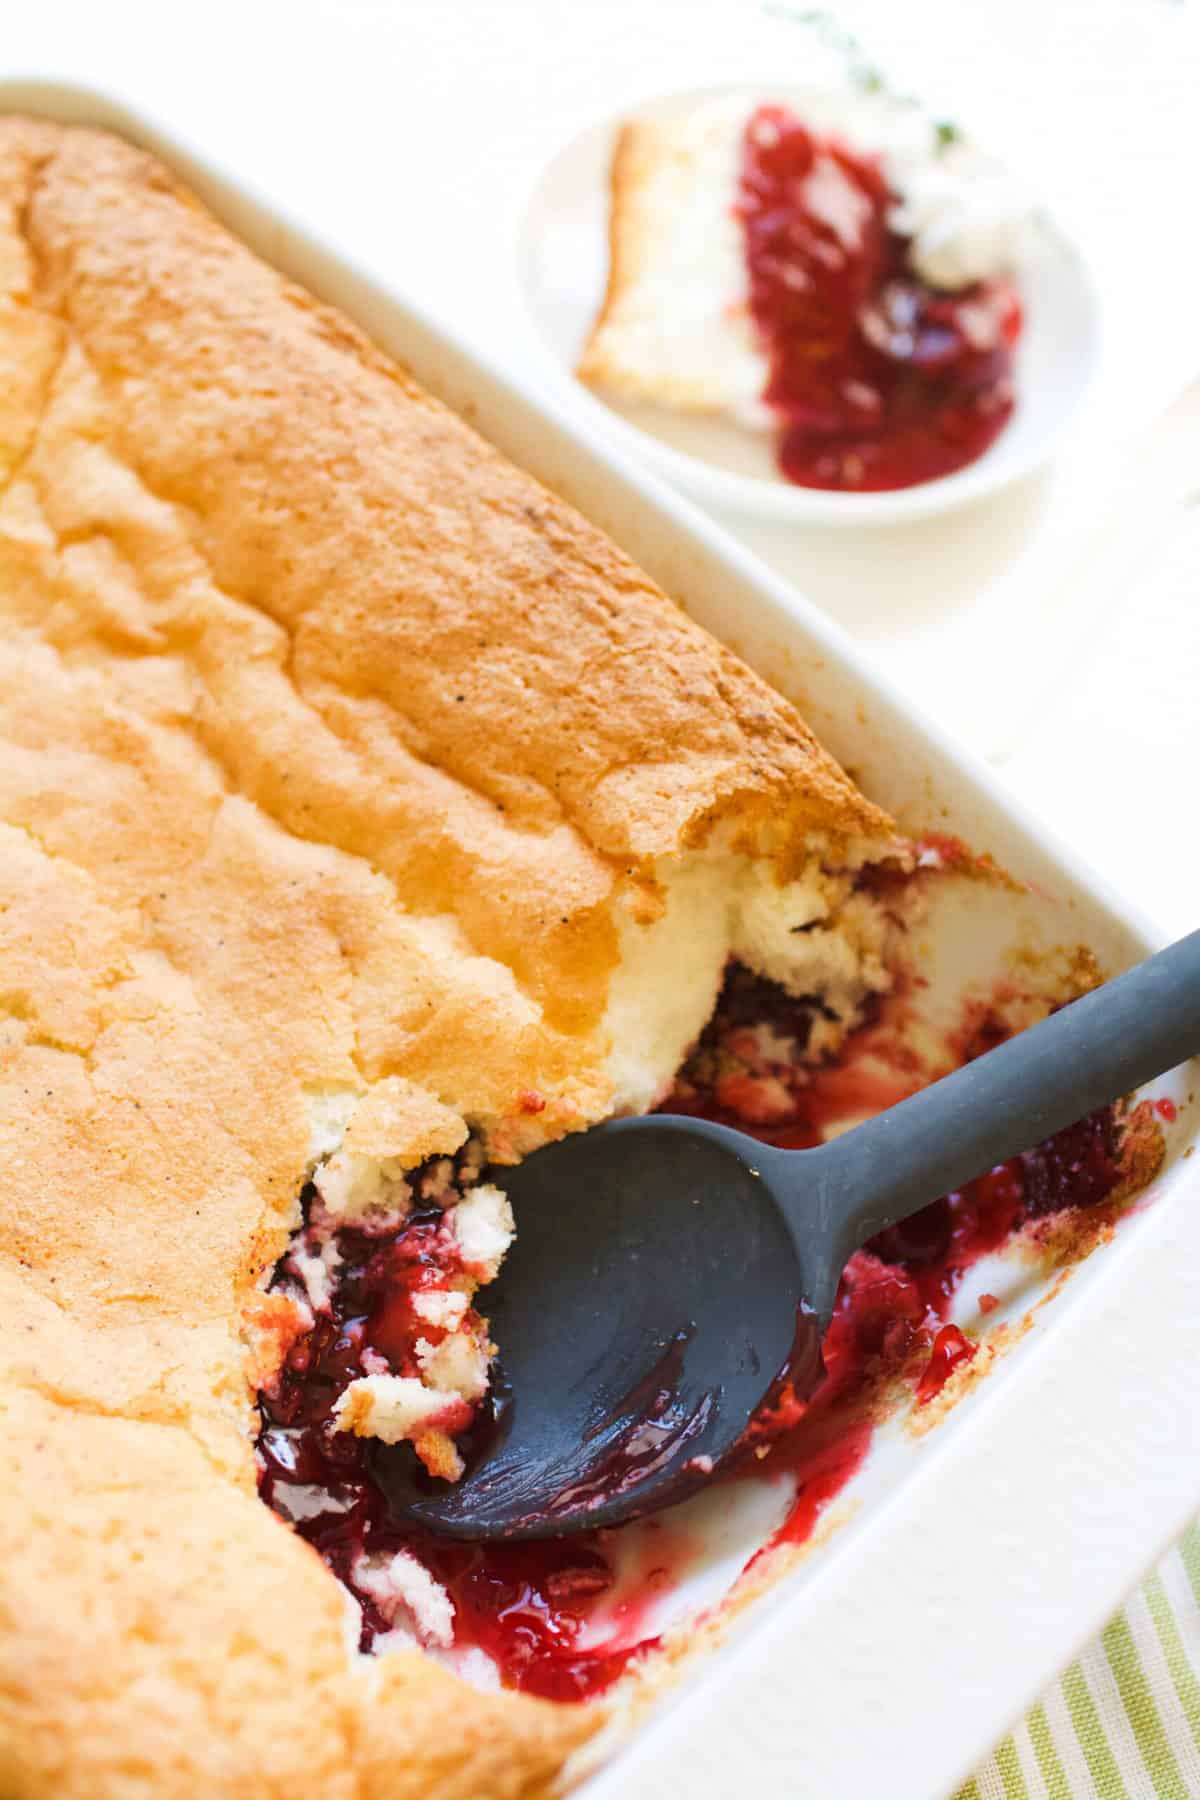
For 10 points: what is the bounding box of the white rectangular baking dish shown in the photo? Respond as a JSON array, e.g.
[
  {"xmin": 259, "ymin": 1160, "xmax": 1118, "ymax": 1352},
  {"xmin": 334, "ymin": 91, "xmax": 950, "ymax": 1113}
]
[{"xmin": 8, "ymin": 77, "xmax": 1197, "ymax": 1800}]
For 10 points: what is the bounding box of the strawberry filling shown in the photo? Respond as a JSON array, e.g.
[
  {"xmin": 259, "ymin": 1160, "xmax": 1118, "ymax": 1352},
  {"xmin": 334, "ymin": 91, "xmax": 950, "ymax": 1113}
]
[{"xmin": 737, "ymin": 104, "xmax": 1021, "ymax": 491}]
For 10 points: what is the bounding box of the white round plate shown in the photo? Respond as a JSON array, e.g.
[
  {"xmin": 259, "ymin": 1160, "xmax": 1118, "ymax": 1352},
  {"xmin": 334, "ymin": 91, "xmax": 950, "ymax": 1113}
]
[{"xmin": 517, "ymin": 83, "xmax": 1102, "ymax": 527}]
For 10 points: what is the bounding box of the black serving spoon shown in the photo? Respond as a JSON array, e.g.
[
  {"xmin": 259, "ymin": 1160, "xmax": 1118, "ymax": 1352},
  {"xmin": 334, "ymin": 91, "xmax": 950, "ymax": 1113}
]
[{"xmin": 383, "ymin": 929, "xmax": 1200, "ymax": 1541}]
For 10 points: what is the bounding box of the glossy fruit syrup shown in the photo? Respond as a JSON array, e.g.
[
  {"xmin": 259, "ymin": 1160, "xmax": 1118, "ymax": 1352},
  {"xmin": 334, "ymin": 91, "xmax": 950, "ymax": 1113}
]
[
  {"xmin": 257, "ymin": 970, "xmax": 1128, "ymax": 1704},
  {"xmin": 736, "ymin": 104, "xmax": 1021, "ymax": 491}
]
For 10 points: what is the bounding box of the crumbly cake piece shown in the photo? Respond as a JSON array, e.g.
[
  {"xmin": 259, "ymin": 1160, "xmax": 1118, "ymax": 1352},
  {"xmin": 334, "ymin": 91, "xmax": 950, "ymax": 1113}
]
[{"xmin": 0, "ymin": 116, "xmax": 903, "ymax": 1797}]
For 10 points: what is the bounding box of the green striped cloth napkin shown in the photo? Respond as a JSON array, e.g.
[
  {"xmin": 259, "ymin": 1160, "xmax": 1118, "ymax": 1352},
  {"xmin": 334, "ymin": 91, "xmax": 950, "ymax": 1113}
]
[{"xmin": 957, "ymin": 1525, "xmax": 1200, "ymax": 1799}]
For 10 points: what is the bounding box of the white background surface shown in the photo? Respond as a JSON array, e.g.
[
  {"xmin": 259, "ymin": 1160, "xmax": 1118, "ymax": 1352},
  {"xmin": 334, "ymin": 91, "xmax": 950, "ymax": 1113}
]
[
  {"xmin": 2, "ymin": 9, "xmax": 1198, "ymax": 1794},
  {"xmin": 4, "ymin": 0, "xmax": 1195, "ymax": 933}
]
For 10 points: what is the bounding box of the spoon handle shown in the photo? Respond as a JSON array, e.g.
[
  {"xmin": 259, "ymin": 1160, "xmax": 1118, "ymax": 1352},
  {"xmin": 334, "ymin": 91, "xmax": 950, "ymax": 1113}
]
[{"xmin": 806, "ymin": 928, "xmax": 1200, "ymax": 1260}]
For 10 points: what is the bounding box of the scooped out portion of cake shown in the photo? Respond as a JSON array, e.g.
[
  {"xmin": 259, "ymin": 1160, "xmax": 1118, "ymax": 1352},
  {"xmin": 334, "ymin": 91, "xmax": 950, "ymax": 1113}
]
[
  {"xmin": 255, "ymin": 856, "xmax": 914, "ymax": 1665},
  {"xmin": 258, "ymin": 896, "xmax": 1163, "ymax": 1694},
  {"xmin": 257, "ymin": 842, "xmax": 906, "ymax": 1486}
]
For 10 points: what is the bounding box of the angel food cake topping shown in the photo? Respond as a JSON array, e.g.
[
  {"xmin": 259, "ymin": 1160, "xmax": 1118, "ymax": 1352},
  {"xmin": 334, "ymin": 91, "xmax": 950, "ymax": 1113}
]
[
  {"xmin": 0, "ymin": 115, "xmax": 917, "ymax": 1798},
  {"xmin": 0, "ymin": 111, "xmax": 1168, "ymax": 1799},
  {"xmin": 579, "ymin": 93, "xmax": 1029, "ymax": 491}
]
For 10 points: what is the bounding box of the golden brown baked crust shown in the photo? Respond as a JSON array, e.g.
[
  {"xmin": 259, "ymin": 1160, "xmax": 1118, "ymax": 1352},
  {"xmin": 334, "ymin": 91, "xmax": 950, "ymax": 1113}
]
[
  {"xmin": 577, "ymin": 122, "xmax": 657, "ymax": 395},
  {"xmin": 0, "ymin": 116, "xmax": 896, "ymax": 1797}
]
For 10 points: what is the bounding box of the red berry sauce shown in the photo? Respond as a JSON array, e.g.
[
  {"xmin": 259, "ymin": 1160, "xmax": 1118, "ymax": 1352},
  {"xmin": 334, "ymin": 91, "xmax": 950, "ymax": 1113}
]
[
  {"xmin": 256, "ymin": 969, "xmax": 1128, "ymax": 1704},
  {"xmin": 257, "ymin": 1165, "xmax": 674, "ymax": 1701},
  {"xmin": 736, "ymin": 104, "xmax": 1021, "ymax": 491},
  {"xmin": 916, "ymin": 1323, "xmax": 978, "ymax": 1404}
]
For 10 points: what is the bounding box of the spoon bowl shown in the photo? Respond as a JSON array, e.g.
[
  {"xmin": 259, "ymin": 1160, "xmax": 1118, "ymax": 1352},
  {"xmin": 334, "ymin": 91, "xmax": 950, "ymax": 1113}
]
[{"xmin": 388, "ymin": 1119, "xmax": 822, "ymax": 1539}]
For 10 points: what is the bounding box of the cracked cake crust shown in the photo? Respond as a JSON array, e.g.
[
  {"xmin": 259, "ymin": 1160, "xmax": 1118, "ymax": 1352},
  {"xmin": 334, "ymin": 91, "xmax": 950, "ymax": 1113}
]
[{"xmin": 0, "ymin": 116, "xmax": 899, "ymax": 1798}]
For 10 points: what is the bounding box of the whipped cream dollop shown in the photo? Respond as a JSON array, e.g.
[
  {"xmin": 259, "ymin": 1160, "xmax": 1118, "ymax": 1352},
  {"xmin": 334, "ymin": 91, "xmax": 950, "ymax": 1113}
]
[
  {"xmin": 886, "ymin": 139, "xmax": 1033, "ymax": 289},
  {"xmin": 769, "ymin": 90, "xmax": 1033, "ymax": 290}
]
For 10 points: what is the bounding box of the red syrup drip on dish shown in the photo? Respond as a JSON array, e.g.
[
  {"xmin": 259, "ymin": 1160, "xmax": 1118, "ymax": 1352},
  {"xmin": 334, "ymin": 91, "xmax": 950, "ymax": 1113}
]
[
  {"xmin": 256, "ymin": 974, "xmax": 1125, "ymax": 1703},
  {"xmin": 1156, "ymin": 1097, "xmax": 1178, "ymax": 1124},
  {"xmin": 736, "ymin": 104, "xmax": 1021, "ymax": 491}
]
